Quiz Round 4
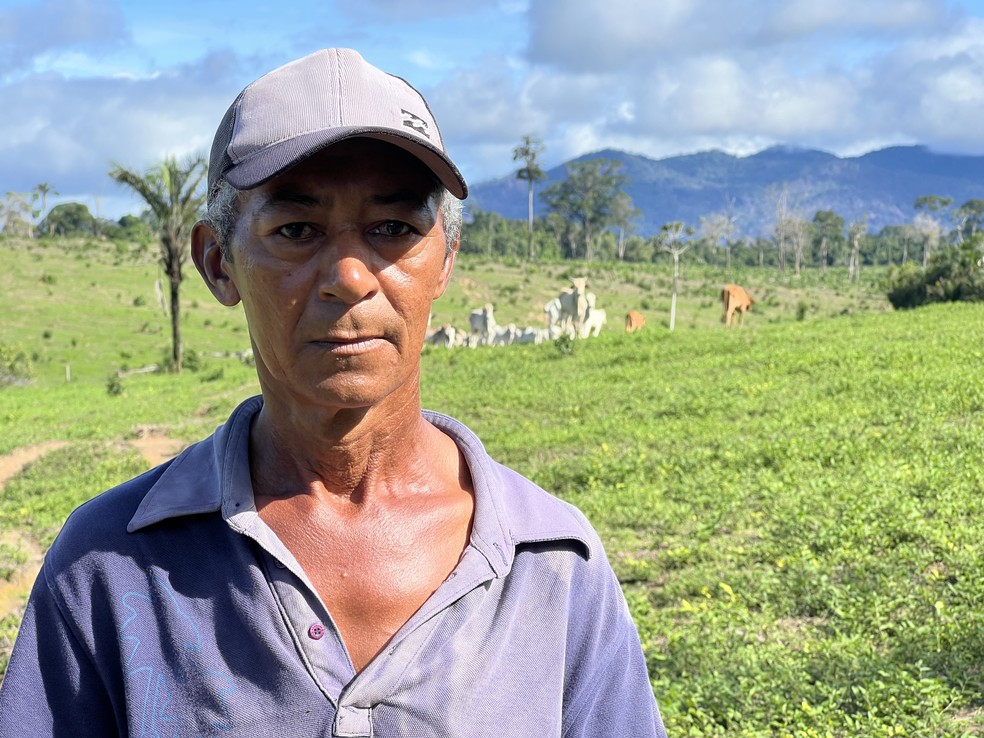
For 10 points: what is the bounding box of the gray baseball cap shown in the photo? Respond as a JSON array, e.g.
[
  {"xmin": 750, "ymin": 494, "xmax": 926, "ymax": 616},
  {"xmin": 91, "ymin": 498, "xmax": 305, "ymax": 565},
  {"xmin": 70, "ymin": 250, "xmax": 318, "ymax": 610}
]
[{"xmin": 208, "ymin": 48, "xmax": 468, "ymax": 202}]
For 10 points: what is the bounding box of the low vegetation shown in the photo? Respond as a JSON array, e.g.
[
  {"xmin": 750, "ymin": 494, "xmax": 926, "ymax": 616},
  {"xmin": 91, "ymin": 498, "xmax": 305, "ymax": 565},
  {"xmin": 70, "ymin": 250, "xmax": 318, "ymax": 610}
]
[
  {"xmin": 2, "ymin": 236, "xmax": 984, "ymax": 735},
  {"xmin": 884, "ymin": 240, "xmax": 984, "ymax": 309}
]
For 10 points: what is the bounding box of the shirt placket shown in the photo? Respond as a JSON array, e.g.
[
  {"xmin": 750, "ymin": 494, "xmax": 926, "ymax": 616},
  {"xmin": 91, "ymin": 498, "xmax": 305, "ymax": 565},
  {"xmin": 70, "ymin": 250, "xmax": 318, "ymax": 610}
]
[
  {"xmin": 260, "ymin": 550, "xmax": 355, "ymax": 704},
  {"xmin": 263, "ymin": 544, "xmax": 500, "ymax": 737}
]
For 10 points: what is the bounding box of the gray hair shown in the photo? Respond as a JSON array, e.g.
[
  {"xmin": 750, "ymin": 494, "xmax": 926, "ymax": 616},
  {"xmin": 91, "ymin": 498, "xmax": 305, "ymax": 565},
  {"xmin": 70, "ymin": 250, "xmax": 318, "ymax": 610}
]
[{"xmin": 205, "ymin": 178, "xmax": 463, "ymax": 260}]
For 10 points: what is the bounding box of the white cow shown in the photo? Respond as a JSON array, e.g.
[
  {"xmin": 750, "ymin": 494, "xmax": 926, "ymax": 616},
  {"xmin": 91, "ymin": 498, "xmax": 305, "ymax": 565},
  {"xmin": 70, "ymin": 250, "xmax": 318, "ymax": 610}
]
[
  {"xmin": 426, "ymin": 324, "xmax": 456, "ymax": 348},
  {"xmin": 543, "ymin": 297, "xmax": 563, "ymax": 338},
  {"xmin": 490, "ymin": 323, "xmax": 518, "ymax": 346},
  {"xmin": 514, "ymin": 326, "xmax": 548, "ymax": 344},
  {"xmin": 581, "ymin": 307, "xmax": 607, "ymax": 338},
  {"xmin": 557, "ymin": 277, "xmax": 589, "ymax": 337},
  {"xmin": 469, "ymin": 303, "xmax": 496, "ymax": 346}
]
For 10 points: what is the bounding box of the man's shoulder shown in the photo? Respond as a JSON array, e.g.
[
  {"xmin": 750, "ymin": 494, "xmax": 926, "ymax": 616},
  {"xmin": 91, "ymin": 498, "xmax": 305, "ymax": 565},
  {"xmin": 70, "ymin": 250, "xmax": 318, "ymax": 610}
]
[
  {"xmin": 490, "ymin": 461, "xmax": 600, "ymax": 554},
  {"xmin": 44, "ymin": 426, "xmax": 226, "ymax": 575},
  {"xmin": 43, "ymin": 460, "xmax": 174, "ymax": 573},
  {"xmin": 423, "ymin": 409, "xmax": 600, "ymax": 559}
]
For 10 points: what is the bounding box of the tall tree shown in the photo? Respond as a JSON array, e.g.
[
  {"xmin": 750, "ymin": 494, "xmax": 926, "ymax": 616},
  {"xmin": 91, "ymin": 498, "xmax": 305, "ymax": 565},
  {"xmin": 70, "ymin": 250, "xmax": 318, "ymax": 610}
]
[
  {"xmin": 542, "ymin": 158, "xmax": 631, "ymax": 260},
  {"xmin": 914, "ymin": 194, "xmax": 952, "ymax": 261},
  {"xmin": 700, "ymin": 210, "xmax": 737, "ymax": 270},
  {"xmin": 913, "ymin": 212, "xmax": 942, "ymax": 268},
  {"xmin": 110, "ymin": 153, "xmax": 207, "ymax": 372},
  {"xmin": 610, "ymin": 191, "xmax": 640, "ymax": 261},
  {"xmin": 811, "ymin": 210, "xmax": 845, "ymax": 273},
  {"xmin": 788, "ymin": 218, "xmax": 812, "ymax": 277},
  {"xmin": 954, "ymin": 199, "xmax": 984, "ymax": 242},
  {"xmin": 770, "ymin": 183, "xmax": 793, "ymax": 272},
  {"xmin": 847, "ymin": 217, "xmax": 868, "ymax": 281},
  {"xmin": 33, "ymin": 182, "xmax": 57, "ymax": 236},
  {"xmin": 512, "ymin": 135, "xmax": 546, "ymax": 261}
]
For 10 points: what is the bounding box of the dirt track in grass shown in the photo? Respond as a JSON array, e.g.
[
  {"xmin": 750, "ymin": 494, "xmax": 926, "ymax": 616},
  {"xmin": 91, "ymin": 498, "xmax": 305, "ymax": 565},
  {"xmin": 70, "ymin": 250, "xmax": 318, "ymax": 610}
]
[{"xmin": 0, "ymin": 434, "xmax": 186, "ymax": 625}]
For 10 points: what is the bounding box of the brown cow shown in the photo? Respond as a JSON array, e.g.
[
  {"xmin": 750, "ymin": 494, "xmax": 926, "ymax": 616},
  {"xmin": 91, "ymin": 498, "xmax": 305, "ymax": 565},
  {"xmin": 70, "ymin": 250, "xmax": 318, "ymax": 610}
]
[
  {"xmin": 721, "ymin": 284, "xmax": 755, "ymax": 327},
  {"xmin": 625, "ymin": 310, "xmax": 646, "ymax": 333}
]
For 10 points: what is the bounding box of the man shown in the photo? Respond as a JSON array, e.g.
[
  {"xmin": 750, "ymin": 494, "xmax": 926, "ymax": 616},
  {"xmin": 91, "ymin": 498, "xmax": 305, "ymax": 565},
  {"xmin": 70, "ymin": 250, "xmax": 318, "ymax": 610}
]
[{"xmin": 0, "ymin": 49, "xmax": 666, "ymax": 736}]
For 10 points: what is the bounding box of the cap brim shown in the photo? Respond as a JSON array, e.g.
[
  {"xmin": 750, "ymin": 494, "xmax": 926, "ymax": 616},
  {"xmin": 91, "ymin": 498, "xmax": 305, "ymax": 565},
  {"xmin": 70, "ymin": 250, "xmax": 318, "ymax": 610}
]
[{"xmin": 224, "ymin": 127, "xmax": 468, "ymax": 199}]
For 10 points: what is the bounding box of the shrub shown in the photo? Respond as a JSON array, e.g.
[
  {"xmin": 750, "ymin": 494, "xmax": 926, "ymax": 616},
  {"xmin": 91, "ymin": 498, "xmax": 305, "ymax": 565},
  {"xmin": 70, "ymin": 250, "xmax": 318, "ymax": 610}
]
[
  {"xmin": 884, "ymin": 242, "xmax": 984, "ymax": 309},
  {"xmin": 0, "ymin": 344, "xmax": 33, "ymax": 386},
  {"xmin": 106, "ymin": 374, "xmax": 124, "ymax": 396}
]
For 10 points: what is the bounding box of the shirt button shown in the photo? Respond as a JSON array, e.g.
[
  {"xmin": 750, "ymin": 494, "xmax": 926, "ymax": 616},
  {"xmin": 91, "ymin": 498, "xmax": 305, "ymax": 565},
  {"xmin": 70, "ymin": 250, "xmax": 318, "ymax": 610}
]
[{"xmin": 308, "ymin": 623, "xmax": 326, "ymax": 640}]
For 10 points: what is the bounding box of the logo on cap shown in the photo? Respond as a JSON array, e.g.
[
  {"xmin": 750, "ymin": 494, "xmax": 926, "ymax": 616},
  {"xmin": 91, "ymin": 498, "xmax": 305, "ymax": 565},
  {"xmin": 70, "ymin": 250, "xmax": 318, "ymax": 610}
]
[{"xmin": 401, "ymin": 110, "xmax": 430, "ymax": 139}]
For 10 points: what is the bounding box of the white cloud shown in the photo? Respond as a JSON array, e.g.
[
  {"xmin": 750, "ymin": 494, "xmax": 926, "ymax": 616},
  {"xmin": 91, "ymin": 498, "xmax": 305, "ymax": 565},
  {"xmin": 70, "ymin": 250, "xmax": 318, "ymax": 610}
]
[
  {"xmin": 438, "ymin": 0, "xmax": 984, "ymax": 181},
  {"xmin": 0, "ymin": 0, "xmax": 129, "ymax": 75},
  {"xmin": 0, "ymin": 53, "xmax": 239, "ymax": 208},
  {"xmin": 4, "ymin": 0, "xmax": 984, "ymax": 213},
  {"xmin": 762, "ymin": 0, "xmax": 947, "ymax": 39},
  {"xmin": 335, "ymin": 0, "xmax": 492, "ymax": 21}
]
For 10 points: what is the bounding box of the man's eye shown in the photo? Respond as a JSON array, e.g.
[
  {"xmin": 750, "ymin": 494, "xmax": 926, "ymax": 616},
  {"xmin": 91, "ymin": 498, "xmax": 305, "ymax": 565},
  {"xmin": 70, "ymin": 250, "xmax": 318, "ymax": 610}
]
[
  {"xmin": 276, "ymin": 223, "xmax": 315, "ymax": 240},
  {"xmin": 372, "ymin": 221, "xmax": 413, "ymax": 238}
]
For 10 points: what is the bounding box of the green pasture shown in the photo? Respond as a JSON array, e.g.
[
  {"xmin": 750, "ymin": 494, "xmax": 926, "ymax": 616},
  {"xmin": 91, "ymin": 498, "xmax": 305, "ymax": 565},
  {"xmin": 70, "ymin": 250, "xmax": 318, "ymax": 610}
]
[{"xmin": 2, "ymin": 236, "xmax": 983, "ymax": 735}]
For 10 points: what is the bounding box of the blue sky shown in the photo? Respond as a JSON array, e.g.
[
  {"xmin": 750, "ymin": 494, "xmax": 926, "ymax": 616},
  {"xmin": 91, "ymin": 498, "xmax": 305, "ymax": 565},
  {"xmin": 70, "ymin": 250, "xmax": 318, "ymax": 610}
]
[{"xmin": 4, "ymin": 0, "xmax": 984, "ymax": 219}]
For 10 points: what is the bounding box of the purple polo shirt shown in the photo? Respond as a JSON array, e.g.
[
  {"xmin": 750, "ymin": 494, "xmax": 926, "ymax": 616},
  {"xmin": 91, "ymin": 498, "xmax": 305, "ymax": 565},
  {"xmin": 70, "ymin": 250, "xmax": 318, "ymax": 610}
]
[{"xmin": 0, "ymin": 396, "xmax": 666, "ymax": 737}]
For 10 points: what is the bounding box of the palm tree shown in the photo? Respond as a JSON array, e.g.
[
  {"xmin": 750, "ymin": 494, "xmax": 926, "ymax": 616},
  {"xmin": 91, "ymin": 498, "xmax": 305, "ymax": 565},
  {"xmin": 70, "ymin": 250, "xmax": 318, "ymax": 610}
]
[
  {"xmin": 513, "ymin": 135, "xmax": 546, "ymax": 260},
  {"xmin": 110, "ymin": 154, "xmax": 207, "ymax": 372}
]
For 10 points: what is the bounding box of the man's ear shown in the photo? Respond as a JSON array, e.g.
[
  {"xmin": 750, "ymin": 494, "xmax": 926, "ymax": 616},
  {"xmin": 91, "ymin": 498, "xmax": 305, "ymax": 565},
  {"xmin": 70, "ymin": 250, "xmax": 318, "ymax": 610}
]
[
  {"xmin": 191, "ymin": 221, "xmax": 241, "ymax": 307},
  {"xmin": 433, "ymin": 238, "xmax": 458, "ymax": 300}
]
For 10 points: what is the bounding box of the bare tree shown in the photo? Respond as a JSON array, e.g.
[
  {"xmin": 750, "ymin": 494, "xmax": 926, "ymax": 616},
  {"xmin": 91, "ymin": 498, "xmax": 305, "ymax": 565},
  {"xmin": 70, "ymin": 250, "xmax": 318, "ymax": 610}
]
[
  {"xmin": 848, "ymin": 217, "xmax": 868, "ymax": 282},
  {"xmin": 914, "ymin": 195, "xmax": 951, "ymax": 266},
  {"xmin": 700, "ymin": 209, "xmax": 737, "ymax": 270},
  {"xmin": 772, "ymin": 184, "xmax": 792, "ymax": 272},
  {"xmin": 1, "ymin": 192, "xmax": 34, "ymax": 238},
  {"xmin": 657, "ymin": 221, "xmax": 694, "ymax": 332},
  {"xmin": 914, "ymin": 212, "xmax": 941, "ymax": 268},
  {"xmin": 788, "ymin": 218, "xmax": 811, "ymax": 277}
]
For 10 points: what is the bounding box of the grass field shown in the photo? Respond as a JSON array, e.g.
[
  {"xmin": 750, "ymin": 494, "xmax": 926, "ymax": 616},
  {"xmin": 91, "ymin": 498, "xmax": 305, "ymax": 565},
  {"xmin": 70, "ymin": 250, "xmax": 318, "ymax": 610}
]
[{"xmin": 2, "ymin": 236, "xmax": 983, "ymax": 735}]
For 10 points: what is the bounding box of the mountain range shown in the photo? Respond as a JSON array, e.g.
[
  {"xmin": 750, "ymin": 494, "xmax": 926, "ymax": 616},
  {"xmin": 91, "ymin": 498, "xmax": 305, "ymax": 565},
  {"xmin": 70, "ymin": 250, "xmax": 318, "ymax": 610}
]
[{"xmin": 466, "ymin": 145, "xmax": 984, "ymax": 239}]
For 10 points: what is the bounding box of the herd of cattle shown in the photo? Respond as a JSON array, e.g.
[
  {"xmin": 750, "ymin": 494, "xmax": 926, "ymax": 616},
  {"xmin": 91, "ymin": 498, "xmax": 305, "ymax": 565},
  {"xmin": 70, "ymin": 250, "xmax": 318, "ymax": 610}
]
[{"xmin": 426, "ymin": 279, "xmax": 755, "ymax": 349}]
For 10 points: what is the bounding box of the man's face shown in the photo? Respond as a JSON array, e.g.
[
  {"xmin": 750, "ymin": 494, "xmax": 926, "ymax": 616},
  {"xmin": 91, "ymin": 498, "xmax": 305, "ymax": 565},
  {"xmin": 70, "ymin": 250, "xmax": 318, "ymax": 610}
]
[{"xmin": 202, "ymin": 138, "xmax": 456, "ymax": 411}]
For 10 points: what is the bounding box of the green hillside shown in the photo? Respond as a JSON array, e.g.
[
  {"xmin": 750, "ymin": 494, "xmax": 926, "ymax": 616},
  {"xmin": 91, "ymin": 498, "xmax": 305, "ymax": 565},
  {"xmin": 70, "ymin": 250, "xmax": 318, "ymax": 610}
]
[{"xmin": 2, "ymin": 237, "xmax": 983, "ymax": 735}]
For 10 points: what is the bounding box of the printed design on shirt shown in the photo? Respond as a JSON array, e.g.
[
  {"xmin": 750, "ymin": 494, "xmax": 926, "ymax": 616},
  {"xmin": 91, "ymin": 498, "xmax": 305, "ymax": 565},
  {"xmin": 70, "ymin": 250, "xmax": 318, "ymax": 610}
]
[{"xmin": 121, "ymin": 573, "xmax": 236, "ymax": 735}]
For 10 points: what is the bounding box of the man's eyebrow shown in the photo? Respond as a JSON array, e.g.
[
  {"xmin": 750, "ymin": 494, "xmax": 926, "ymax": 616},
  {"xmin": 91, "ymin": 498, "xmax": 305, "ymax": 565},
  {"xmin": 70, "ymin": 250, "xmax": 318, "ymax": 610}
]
[
  {"xmin": 252, "ymin": 187, "xmax": 436, "ymax": 219},
  {"xmin": 370, "ymin": 188, "xmax": 433, "ymax": 209},
  {"xmin": 253, "ymin": 190, "xmax": 321, "ymax": 218}
]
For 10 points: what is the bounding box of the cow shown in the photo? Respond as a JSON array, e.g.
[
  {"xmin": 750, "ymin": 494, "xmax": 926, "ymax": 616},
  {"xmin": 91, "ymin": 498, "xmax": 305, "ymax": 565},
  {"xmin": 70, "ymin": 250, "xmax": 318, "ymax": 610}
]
[
  {"xmin": 625, "ymin": 311, "xmax": 646, "ymax": 333},
  {"xmin": 490, "ymin": 323, "xmax": 518, "ymax": 347},
  {"xmin": 543, "ymin": 297, "xmax": 563, "ymax": 338},
  {"xmin": 581, "ymin": 307, "xmax": 607, "ymax": 338},
  {"xmin": 557, "ymin": 277, "xmax": 589, "ymax": 337},
  {"xmin": 469, "ymin": 303, "xmax": 496, "ymax": 345},
  {"xmin": 514, "ymin": 326, "xmax": 548, "ymax": 345},
  {"xmin": 721, "ymin": 284, "xmax": 755, "ymax": 327},
  {"xmin": 426, "ymin": 324, "xmax": 456, "ymax": 348}
]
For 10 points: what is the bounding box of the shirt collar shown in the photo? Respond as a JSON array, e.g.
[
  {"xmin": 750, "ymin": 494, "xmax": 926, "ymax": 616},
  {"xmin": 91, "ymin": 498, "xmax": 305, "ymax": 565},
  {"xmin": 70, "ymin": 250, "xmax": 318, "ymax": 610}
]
[
  {"xmin": 127, "ymin": 396, "xmax": 261, "ymax": 532},
  {"xmin": 128, "ymin": 397, "xmax": 592, "ymax": 573}
]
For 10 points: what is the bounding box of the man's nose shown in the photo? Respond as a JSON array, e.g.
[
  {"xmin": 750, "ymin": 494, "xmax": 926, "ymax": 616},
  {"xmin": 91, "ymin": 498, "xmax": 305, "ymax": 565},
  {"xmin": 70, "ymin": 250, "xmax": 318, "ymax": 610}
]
[{"xmin": 317, "ymin": 235, "xmax": 380, "ymax": 304}]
